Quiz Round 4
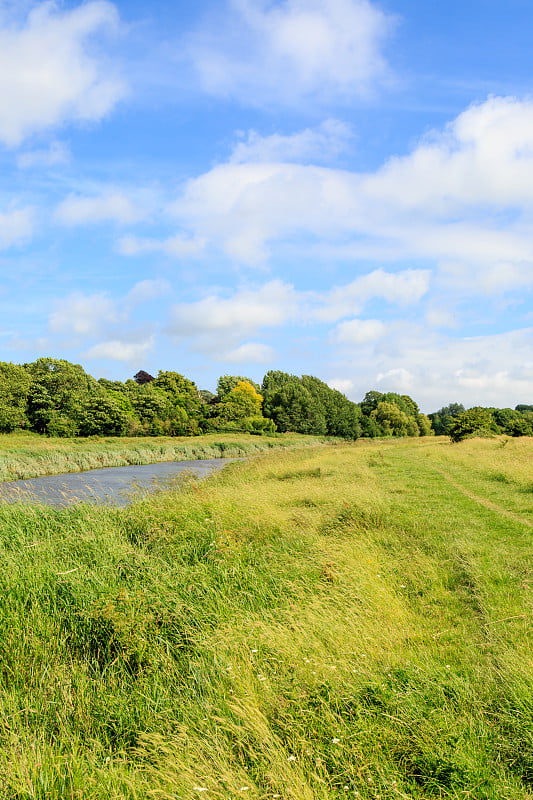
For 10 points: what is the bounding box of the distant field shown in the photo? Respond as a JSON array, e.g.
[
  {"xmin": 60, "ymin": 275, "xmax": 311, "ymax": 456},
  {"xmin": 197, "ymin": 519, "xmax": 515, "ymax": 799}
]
[
  {"xmin": 0, "ymin": 436, "xmax": 531, "ymax": 798},
  {"xmin": 0, "ymin": 431, "xmax": 332, "ymax": 482}
]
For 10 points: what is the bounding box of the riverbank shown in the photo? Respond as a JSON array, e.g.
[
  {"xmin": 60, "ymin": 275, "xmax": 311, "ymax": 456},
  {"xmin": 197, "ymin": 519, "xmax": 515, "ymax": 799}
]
[
  {"xmin": 0, "ymin": 431, "xmax": 334, "ymax": 482},
  {"xmin": 0, "ymin": 437, "xmax": 531, "ymax": 798}
]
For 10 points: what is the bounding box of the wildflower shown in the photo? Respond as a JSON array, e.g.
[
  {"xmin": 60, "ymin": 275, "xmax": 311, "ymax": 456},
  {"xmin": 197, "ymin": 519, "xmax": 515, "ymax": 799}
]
[
  {"xmin": 251, "ymin": 649, "xmax": 258, "ymax": 653},
  {"xmin": 304, "ymin": 658, "xmax": 310, "ymax": 663},
  {"xmin": 193, "ymin": 788, "xmax": 208, "ymax": 793},
  {"xmin": 239, "ymin": 788, "xmax": 249, "ymax": 792},
  {"xmin": 288, "ymin": 755, "xmax": 296, "ymax": 762},
  {"xmin": 332, "ymin": 738, "xmax": 341, "ymax": 744}
]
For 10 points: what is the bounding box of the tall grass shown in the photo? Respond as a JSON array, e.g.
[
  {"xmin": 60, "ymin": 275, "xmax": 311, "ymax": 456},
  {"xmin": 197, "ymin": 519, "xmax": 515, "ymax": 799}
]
[
  {"xmin": 0, "ymin": 431, "xmax": 332, "ymax": 482},
  {"xmin": 0, "ymin": 436, "xmax": 531, "ymax": 798}
]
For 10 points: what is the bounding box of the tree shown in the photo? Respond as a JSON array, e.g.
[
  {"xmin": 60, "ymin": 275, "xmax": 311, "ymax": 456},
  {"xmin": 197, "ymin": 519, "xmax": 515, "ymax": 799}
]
[
  {"xmin": 372, "ymin": 401, "xmax": 411, "ymax": 437},
  {"xmin": 265, "ymin": 382, "xmax": 327, "ymax": 435},
  {"xmin": 78, "ymin": 393, "xmax": 130, "ymax": 436},
  {"xmin": 25, "ymin": 358, "xmax": 98, "ymax": 436},
  {"xmin": 134, "ymin": 370, "xmax": 154, "ymax": 385},
  {"xmin": 417, "ymin": 413, "xmax": 433, "ymax": 436},
  {"xmin": 0, "ymin": 362, "xmax": 31, "ymax": 432},
  {"xmin": 449, "ymin": 408, "xmax": 493, "ymax": 442},
  {"xmin": 215, "ymin": 381, "xmax": 263, "ymax": 423},
  {"xmin": 217, "ymin": 374, "xmax": 261, "ymax": 398}
]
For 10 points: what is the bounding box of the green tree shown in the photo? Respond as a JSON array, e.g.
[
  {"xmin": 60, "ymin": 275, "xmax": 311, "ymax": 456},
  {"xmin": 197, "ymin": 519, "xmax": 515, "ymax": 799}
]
[
  {"xmin": 0, "ymin": 362, "xmax": 31, "ymax": 432},
  {"xmin": 25, "ymin": 358, "xmax": 98, "ymax": 436},
  {"xmin": 372, "ymin": 401, "xmax": 411, "ymax": 437},
  {"xmin": 78, "ymin": 393, "xmax": 130, "ymax": 436},
  {"xmin": 217, "ymin": 374, "xmax": 261, "ymax": 398},
  {"xmin": 449, "ymin": 408, "xmax": 493, "ymax": 442},
  {"xmin": 265, "ymin": 382, "xmax": 327, "ymax": 435}
]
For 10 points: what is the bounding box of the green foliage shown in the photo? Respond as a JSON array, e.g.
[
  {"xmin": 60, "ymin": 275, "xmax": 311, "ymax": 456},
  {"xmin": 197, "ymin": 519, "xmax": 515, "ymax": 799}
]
[
  {"xmin": 0, "ymin": 439, "xmax": 531, "ymax": 797},
  {"xmin": 450, "ymin": 407, "xmax": 493, "ymax": 442},
  {"xmin": 372, "ymin": 400, "xmax": 412, "ymax": 437},
  {"xmin": 217, "ymin": 374, "xmax": 261, "ymax": 398},
  {"xmin": 0, "ymin": 362, "xmax": 31, "ymax": 433},
  {"xmin": 78, "ymin": 393, "xmax": 130, "ymax": 437},
  {"xmin": 428, "ymin": 403, "xmax": 466, "ymax": 435}
]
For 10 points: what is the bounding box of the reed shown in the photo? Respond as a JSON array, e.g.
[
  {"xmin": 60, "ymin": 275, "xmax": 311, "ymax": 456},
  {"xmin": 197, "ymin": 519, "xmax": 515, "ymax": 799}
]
[{"xmin": 0, "ymin": 436, "xmax": 531, "ymax": 798}]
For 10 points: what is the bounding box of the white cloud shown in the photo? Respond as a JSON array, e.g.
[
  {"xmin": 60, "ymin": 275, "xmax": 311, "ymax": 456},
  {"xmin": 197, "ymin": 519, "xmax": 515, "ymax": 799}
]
[
  {"xmin": 167, "ymin": 280, "xmax": 296, "ymax": 340},
  {"xmin": 117, "ymin": 233, "xmax": 205, "ymax": 257},
  {"xmin": 49, "ymin": 291, "xmax": 117, "ymax": 335},
  {"xmin": 332, "ymin": 325, "xmax": 533, "ymax": 411},
  {"xmin": 125, "ymin": 279, "xmax": 172, "ymax": 307},
  {"xmin": 0, "ymin": 1, "xmax": 125, "ymax": 146},
  {"xmin": 187, "ymin": 0, "xmax": 393, "ymax": 106},
  {"xmin": 166, "ymin": 96, "xmax": 533, "ymax": 292},
  {"xmin": 316, "ymin": 268, "xmax": 430, "ymax": 322},
  {"xmin": 335, "ymin": 317, "xmax": 387, "ymax": 343},
  {"xmin": 56, "ymin": 192, "xmax": 142, "ymax": 225},
  {"xmin": 223, "ymin": 341, "xmax": 275, "ymax": 363},
  {"xmin": 85, "ymin": 335, "xmax": 154, "ymax": 362},
  {"xmin": 230, "ymin": 119, "xmax": 353, "ymax": 164},
  {"xmin": 327, "ymin": 377, "xmax": 354, "ymax": 395},
  {"xmin": 16, "ymin": 140, "xmax": 70, "ymax": 168},
  {"xmin": 0, "ymin": 207, "xmax": 34, "ymax": 247}
]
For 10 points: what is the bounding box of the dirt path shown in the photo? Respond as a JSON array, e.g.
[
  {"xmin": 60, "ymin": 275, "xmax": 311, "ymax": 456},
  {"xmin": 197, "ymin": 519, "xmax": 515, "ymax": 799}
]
[{"xmin": 435, "ymin": 467, "xmax": 533, "ymax": 529}]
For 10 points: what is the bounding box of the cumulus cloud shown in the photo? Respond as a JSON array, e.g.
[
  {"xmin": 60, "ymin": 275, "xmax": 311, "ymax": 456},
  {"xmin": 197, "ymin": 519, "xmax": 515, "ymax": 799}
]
[
  {"xmin": 117, "ymin": 233, "xmax": 205, "ymax": 257},
  {"xmin": 85, "ymin": 335, "xmax": 155, "ymax": 362},
  {"xmin": 167, "ymin": 280, "xmax": 296, "ymax": 341},
  {"xmin": 56, "ymin": 192, "xmax": 143, "ymax": 225},
  {"xmin": 316, "ymin": 268, "xmax": 430, "ymax": 322},
  {"xmin": 223, "ymin": 341, "xmax": 275, "ymax": 363},
  {"xmin": 166, "ymin": 95, "xmax": 533, "ymax": 292},
  {"xmin": 0, "ymin": 1, "xmax": 125, "ymax": 146},
  {"xmin": 0, "ymin": 207, "xmax": 34, "ymax": 248},
  {"xmin": 124, "ymin": 279, "xmax": 172, "ymax": 307},
  {"xmin": 327, "ymin": 377, "xmax": 354, "ymax": 395},
  {"xmin": 335, "ymin": 317, "xmax": 387, "ymax": 343},
  {"xmin": 49, "ymin": 291, "xmax": 118, "ymax": 336},
  {"xmin": 187, "ymin": 0, "xmax": 393, "ymax": 106},
  {"xmin": 230, "ymin": 119, "xmax": 353, "ymax": 164},
  {"xmin": 16, "ymin": 140, "xmax": 70, "ymax": 168},
  {"xmin": 331, "ymin": 325, "xmax": 533, "ymax": 411}
]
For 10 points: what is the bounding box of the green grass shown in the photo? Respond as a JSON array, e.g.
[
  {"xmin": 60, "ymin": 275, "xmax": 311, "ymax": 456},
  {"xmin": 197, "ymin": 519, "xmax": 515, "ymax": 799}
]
[
  {"xmin": 0, "ymin": 436, "xmax": 531, "ymax": 798},
  {"xmin": 0, "ymin": 431, "xmax": 331, "ymax": 482}
]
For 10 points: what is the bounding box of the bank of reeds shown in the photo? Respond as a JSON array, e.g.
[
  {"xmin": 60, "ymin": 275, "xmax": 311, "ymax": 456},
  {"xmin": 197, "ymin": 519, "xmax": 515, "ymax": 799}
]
[
  {"xmin": 0, "ymin": 436, "xmax": 531, "ymax": 798},
  {"xmin": 0, "ymin": 431, "xmax": 331, "ymax": 482}
]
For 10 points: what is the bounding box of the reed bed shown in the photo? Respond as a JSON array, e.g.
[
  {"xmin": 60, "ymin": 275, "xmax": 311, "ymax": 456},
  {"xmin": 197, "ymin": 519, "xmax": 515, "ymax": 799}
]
[{"xmin": 0, "ymin": 436, "xmax": 531, "ymax": 798}]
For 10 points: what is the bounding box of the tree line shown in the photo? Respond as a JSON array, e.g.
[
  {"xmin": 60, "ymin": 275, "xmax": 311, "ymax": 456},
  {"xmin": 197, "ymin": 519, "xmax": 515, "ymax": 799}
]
[
  {"xmin": 0, "ymin": 358, "xmax": 432, "ymax": 440},
  {"xmin": 429, "ymin": 403, "xmax": 533, "ymax": 441},
  {"xmin": 0, "ymin": 358, "xmax": 530, "ymax": 441}
]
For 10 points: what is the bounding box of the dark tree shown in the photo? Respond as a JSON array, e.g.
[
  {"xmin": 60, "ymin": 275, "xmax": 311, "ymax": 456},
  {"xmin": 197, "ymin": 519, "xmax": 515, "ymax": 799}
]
[{"xmin": 134, "ymin": 370, "xmax": 155, "ymax": 385}]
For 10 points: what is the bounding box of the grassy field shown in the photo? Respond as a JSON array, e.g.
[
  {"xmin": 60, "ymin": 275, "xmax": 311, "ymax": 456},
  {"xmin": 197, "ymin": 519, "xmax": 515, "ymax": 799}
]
[
  {"xmin": 0, "ymin": 436, "xmax": 531, "ymax": 798},
  {"xmin": 0, "ymin": 431, "xmax": 331, "ymax": 482}
]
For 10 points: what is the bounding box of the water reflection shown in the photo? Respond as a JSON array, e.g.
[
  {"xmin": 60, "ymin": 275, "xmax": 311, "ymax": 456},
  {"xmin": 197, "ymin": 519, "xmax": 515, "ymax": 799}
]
[{"xmin": 0, "ymin": 459, "xmax": 237, "ymax": 508}]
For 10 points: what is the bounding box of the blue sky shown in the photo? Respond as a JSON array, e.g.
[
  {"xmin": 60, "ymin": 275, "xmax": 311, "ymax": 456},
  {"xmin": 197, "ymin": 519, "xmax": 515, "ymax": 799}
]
[{"xmin": 0, "ymin": 0, "xmax": 532, "ymax": 411}]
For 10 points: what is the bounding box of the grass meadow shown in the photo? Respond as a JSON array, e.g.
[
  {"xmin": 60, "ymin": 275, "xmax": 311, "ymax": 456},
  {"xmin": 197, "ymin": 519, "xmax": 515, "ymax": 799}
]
[
  {"xmin": 0, "ymin": 432, "xmax": 330, "ymax": 482},
  {"xmin": 0, "ymin": 436, "xmax": 531, "ymax": 798}
]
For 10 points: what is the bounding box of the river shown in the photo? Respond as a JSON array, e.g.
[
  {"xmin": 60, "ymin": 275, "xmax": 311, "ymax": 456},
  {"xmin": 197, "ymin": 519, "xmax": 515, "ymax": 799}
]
[{"xmin": 0, "ymin": 458, "xmax": 237, "ymax": 508}]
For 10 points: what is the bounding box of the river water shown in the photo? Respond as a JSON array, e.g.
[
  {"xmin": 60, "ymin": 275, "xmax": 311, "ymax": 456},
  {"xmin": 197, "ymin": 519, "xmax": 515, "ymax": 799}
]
[{"xmin": 0, "ymin": 458, "xmax": 236, "ymax": 508}]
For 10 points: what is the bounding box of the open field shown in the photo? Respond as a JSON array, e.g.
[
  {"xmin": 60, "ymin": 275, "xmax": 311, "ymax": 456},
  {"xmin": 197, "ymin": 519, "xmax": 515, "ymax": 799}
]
[
  {"xmin": 0, "ymin": 432, "xmax": 332, "ymax": 482},
  {"xmin": 0, "ymin": 436, "xmax": 531, "ymax": 798}
]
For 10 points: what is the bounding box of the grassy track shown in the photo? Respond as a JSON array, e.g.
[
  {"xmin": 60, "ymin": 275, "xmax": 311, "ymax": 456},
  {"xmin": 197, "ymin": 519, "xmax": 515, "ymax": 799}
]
[
  {"xmin": 0, "ymin": 436, "xmax": 531, "ymax": 798},
  {"xmin": 0, "ymin": 432, "xmax": 330, "ymax": 482}
]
